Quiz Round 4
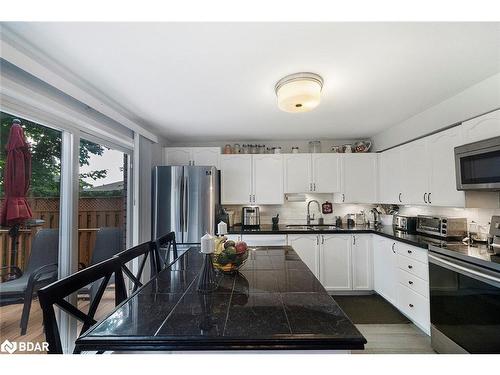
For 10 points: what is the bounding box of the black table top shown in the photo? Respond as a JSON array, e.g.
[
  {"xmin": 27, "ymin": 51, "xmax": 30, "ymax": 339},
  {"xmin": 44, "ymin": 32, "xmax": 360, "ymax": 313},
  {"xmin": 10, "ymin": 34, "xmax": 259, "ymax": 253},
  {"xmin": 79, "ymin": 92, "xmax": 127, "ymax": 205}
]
[{"xmin": 75, "ymin": 246, "xmax": 366, "ymax": 352}]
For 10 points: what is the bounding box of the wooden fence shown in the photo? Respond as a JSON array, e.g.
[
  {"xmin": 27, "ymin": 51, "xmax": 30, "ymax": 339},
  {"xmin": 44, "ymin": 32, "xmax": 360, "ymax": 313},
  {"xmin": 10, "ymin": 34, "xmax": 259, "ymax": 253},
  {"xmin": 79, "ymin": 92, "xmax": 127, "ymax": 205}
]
[{"xmin": 0, "ymin": 197, "xmax": 126, "ymax": 272}]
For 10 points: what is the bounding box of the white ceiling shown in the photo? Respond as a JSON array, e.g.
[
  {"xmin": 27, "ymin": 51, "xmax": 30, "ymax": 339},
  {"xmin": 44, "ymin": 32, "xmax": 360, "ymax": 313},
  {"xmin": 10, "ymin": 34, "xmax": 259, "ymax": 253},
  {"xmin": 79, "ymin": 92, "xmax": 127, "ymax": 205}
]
[{"xmin": 5, "ymin": 22, "xmax": 500, "ymax": 142}]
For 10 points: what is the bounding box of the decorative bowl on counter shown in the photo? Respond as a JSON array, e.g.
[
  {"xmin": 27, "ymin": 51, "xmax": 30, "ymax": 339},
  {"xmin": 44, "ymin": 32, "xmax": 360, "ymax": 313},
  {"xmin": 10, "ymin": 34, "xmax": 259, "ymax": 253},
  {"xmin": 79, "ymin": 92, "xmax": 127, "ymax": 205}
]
[{"xmin": 212, "ymin": 236, "xmax": 249, "ymax": 273}]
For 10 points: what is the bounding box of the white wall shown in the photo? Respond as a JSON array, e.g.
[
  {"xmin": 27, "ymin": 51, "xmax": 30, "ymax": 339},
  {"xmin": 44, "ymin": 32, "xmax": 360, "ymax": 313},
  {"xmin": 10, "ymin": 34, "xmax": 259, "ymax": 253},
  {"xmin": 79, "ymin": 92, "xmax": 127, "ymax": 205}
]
[
  {"xmin": 372, "ymin": 73, "xmax": 500, "ymax": 151},
  {"xmin": 137, "ymin": 135, "xmax": 166, "ymax": 243}
]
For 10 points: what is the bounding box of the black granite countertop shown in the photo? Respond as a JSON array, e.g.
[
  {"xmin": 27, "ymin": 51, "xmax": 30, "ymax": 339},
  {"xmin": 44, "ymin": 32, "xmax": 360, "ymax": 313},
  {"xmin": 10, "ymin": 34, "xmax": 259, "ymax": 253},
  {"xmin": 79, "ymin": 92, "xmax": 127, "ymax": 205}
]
[
  {"xmin": 229, "ymin": 224, "xmax": 442, "ymax": 250},
  {"xmin": 75, "ymin": 246, "xmax": 366, "ymax": 352}
]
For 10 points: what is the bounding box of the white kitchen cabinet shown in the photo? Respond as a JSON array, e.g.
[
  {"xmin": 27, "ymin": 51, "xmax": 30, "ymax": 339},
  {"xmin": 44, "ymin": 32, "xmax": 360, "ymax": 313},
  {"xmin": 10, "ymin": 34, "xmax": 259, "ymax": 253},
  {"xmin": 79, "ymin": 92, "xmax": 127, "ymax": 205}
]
[
  {"xmin": 252, "ymin": 154, "xmax": 284, "ymax": 205},
  {"xmin": 284, "ymin": 153, "xmax": 340, "ymax": 193},
  {"xmin": 164, "ymin": 148, "xmax": 192, "ymax": 166},
  {"xmin": 220, "ymin": 154, "xmax": 284, "ymax": 205},
  {"xmin": 378, "ymin": 147, "xmax": 404, "ymax": 204},
  {"xmin": 220, "ymin": 155, "xmax": 253, "ymax": 204},
  {"xmin": 191, "ymin": 148, "xmax": 221, "ymax": 168},
  {"xmin": 373, "ymin": 236, "xmax": 398, "ymax": 305},
  {"xmin": 284, "ymin": 154, "xmax": 312, "ymax": 193},
  {"xmin": 164, "ymin": 147, "xmax": 220, "ymax": 168},
  {"xmin": 287, "ymin": 234, "xmax": 319, "ymax": 277},
  {"xmin": 320, "ymin": 234, "xmax": 352, "ymax": 291},
  {"xmin": 397, "ymin": 283, "xmax": 430, "ymax": 335},
  {"xmin": 351, "ymin": 234, "xmax": 373, "ymax": 290},
  {"xmin": 311, "ymin": 154, "xmax": 341, "ymax": 193},
  {"xmin": 401, "ymin": 138, "xmax": 429, "ymax": 205},
  {"xmin": 427, "ymin": 127, "xmax": 465, "ymax": 207},
  {"xmin": 378, "ymin": 125, "xmax": 466, "ymax": 207},
  {"xmin": 338, "ymin": 154, "xmax": 378, "ymax": 203},
  {"xmin": 461, "ymin": 109, "xmax": 500, "ymax": 144}
]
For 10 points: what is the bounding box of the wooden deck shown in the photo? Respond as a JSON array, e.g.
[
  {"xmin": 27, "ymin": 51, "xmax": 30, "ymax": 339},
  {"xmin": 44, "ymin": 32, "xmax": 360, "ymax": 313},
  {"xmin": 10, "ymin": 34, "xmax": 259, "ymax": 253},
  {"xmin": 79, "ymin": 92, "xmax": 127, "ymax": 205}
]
[{"xmin": 0, "ymin": 291, "xmax": 116, "ymax": 354}]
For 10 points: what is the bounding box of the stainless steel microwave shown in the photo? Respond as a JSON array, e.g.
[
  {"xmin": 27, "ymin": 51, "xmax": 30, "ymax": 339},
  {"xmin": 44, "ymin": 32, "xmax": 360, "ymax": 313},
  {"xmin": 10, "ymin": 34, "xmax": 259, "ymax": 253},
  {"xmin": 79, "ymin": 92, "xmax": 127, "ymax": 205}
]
[{"xmin": 455, "ymin": 135, "xmax": 500, "ymax": 191}]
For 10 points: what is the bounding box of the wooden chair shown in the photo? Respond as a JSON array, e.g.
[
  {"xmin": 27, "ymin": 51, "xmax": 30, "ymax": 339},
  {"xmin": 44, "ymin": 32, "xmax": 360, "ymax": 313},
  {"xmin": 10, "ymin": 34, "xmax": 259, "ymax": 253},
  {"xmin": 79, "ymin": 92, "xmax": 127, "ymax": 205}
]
[
  {"xmin": 37, "ymin": 257, "xmax": 127, "ymax": 354},
  {"xmin": 152, "ymin": 232, "xmax": 178, "ymax": 273},
  {"xmin": 115, "ymin": 242, "xmax": 156, "ymax": 294}
]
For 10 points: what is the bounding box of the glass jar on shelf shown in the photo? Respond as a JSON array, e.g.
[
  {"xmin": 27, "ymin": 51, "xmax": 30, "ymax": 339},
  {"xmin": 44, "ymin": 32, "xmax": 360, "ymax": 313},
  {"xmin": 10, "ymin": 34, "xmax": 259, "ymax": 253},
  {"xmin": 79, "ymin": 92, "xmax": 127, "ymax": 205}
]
[
  {"xmin": 309, "ymin": 140, "xmax": 321, "ymax": 153},
  {"xmin": 233, "ymin": 143, "xmax": 241, "ymax": 154}
]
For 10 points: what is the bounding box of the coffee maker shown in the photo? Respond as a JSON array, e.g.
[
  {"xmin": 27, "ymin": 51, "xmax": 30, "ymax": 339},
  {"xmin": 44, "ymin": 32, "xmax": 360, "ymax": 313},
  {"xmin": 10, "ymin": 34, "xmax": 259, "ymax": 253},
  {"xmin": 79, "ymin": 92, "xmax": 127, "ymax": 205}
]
[{"xmin": 242, "ymin": 207, "xmax": 260, "ymax": 230}]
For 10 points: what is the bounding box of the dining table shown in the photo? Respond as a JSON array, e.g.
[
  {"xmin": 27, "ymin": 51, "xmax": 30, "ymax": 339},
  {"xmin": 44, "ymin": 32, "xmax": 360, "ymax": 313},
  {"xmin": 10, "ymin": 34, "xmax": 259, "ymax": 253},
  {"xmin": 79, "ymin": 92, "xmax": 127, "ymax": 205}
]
[{"xmin": 74, "ymin": 245, "xmax": 366, "ymax": 352}]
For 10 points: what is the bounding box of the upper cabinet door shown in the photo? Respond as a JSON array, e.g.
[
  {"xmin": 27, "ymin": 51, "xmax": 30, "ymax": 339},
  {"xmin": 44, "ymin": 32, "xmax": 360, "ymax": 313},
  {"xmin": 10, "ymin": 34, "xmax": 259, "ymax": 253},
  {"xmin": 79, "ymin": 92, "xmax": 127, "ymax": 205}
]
[
  {"xmin": 284, "ymin": 154, "xmax": 312, "ymax": 193},
  {"xmin": 461, "ymin": 109, "xmax": 500, "ymax": 144},
  {"xmin": 401, "ymin": 139, "xmax": 429, "ymax": 205},
  {"xmin": 342, "ymin": 154, "xmax": 377, "ymax": 203},
  {"xmin": 191, "ymin": 147, "xmax": 220, "ymax": 168},
  {"xmin": 220, "ymin": 155, "xmax": 252, "ymax": 204},
  {"xmin": 427, "ymin": 127, "xmax": 465, "ymax": 207},
  {"xmin": 312, "ymin": 154, "xmax": 341, "ymax": 193},
  {"xmin": 252, "ymin": 154, "xmax": 284, "ymax": 205},
  {"xmin": 378, "ymin": 147, "xmax": 402, "ymax": 204},
  {"xmin": 164, "ymin": 148, "xmax": 192, "ymax": 166}
]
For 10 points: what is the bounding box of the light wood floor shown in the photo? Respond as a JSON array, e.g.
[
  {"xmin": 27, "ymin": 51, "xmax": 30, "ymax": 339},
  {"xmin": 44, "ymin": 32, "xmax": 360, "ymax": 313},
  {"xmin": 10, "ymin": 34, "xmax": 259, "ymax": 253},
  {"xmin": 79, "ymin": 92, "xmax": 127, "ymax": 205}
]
[
  {"xmin": 354, "ymin": 324, "xmax": 435, "ymax": 354},
  {"xmin": 0, "ymin": 291, "xmax": 116, "ymax": 354}
]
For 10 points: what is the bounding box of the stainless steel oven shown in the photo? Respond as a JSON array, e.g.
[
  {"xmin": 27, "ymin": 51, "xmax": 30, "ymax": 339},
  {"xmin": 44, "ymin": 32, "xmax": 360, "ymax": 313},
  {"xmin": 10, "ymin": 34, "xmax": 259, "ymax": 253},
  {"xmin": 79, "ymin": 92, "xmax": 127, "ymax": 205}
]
[
  {"xmin": 429, "ymin": 245, "xmax": 500, "ymax": 353},
  {"xmin": 455, "ymin": 136, "xmax": 500, "ymax": 191}
]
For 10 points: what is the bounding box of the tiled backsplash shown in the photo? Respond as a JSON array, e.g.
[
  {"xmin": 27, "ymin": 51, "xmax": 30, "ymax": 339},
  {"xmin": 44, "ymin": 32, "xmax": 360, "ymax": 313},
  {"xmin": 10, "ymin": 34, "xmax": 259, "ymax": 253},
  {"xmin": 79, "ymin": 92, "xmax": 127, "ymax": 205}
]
[
  {"xmin": 224, "ymin": 193, "xmax": 500, "ymax": 229},
  {"xmin": 224, "ymin": 194, "xmax": 376, "ymax": 226}
]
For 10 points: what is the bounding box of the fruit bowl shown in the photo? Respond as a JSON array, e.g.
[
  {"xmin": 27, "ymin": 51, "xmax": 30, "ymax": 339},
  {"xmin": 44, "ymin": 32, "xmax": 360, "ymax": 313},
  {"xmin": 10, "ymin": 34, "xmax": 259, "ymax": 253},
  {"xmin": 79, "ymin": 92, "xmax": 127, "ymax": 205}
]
[{"xmin": 212, "ymin": 236, "xmax": 249, "ymax": 274}]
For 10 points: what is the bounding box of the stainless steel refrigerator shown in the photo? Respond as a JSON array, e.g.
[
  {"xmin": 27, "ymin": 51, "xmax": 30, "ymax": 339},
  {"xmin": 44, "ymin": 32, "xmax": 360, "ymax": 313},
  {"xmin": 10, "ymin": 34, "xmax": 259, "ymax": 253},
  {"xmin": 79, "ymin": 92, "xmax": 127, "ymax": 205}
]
[{"xmin": 152, "ymin": 165, "xmax": 220, "ymax": 244}]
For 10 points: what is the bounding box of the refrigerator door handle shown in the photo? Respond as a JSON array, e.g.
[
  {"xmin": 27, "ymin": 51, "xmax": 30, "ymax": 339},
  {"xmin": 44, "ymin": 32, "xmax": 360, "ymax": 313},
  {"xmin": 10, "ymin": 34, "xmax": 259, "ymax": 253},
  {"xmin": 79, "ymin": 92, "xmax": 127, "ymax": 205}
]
[
  {"xmin": 184, "ymin": 176, "xmax": 189, "ymax": 235},
  {"xmin": 179, "ymin": 173, "xmax": 185, "ymax": 239}
]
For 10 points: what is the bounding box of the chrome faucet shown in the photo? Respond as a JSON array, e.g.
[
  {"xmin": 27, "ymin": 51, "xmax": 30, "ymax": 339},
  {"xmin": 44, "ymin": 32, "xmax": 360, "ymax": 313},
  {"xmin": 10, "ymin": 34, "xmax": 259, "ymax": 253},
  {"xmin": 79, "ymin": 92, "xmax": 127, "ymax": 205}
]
[{"xmin": 306, "ymin": 200, "xmax": 321, "ymax": 225}]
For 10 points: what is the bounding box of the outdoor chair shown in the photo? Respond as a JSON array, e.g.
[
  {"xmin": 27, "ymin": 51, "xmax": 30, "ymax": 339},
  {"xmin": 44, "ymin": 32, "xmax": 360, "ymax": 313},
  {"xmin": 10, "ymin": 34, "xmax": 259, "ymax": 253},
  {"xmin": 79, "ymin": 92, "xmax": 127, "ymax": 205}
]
[
  {"xmin": 115, "ymin": 242, "xmax": 156, "ymax": 295},
  {"xmin": 37, "ymin": 257, "xmax": 127, "ymax": 354},
  {"xmin": 152, "ymin": 231, "xmax": 178, "ymax": 273},
  {"xmin": 80, "ymin": 227, "xmax": 124, "ymax": 301},
  {"xmin": 0, "ymin": 228, "xmax": 59, "ymax": 335}
]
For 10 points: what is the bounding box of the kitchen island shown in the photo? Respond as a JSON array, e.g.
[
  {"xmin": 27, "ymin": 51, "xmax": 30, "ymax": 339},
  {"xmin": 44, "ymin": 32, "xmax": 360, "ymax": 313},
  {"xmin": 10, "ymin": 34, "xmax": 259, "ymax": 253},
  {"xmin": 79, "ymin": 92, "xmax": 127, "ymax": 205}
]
[{"xmin": 75, "ymin": 246, "xmax": 366, "ymax": 352}]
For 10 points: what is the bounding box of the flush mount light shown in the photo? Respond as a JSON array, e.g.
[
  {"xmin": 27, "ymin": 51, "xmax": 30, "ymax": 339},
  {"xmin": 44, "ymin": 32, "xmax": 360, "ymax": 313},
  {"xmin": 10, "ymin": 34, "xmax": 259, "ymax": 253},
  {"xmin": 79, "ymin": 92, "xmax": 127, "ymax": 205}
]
[{"xmin": 275, "ymin": 72, "xmax": 323, "ymax": 113}]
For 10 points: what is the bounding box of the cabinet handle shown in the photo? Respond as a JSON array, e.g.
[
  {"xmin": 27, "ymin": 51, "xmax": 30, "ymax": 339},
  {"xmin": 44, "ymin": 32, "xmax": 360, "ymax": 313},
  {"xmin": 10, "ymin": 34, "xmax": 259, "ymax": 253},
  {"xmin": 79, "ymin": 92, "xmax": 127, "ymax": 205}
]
[
  {"xmin": 408, "ymin": 265, "xmax": 413, "ymax": 269},
  {"xmin": 314, "ymin": 183, "xmax": 316, "ymax": 191},
  {"xmin": 316, "ymin": 236, "xmax": 319, "ymax": 245},
  {"xmin": 310, "ymin": 183, "xmax": 313, "ymax": 192},
  {"xmin": 407, "ymin": 250, "xmax": 412, "ymax": 254},
  {"xmin": 428, "ymin": 193, "xmax": 432, "ymax": 204},
  {"xmin": 353, "ymin": 235, "xmax": 356, "ymax": 245},
  {"xmin": 322, "ymin": 235, "xmax": 324, "ymax": 244},
  {"xmin": 391, "ymin": 243, "xmax": 395, "ymax": 253},
  {"xmin": 408, "ymin": 280, "xmax": 413, "ymax": 285},
  {"xmin": 342, "ymin": 194, "xmax": 345, "ymax": 202},
  {"xmin": 409, "ymin": 303, "xmax": 414, "ymax": 308},
  {"xmin": 423, "ymin": 193, "xmax": 428, "ymax": 203},
  {"xmin": 398, "ymin": 192, "xmax": 402, "ymax": 203},
  {"xmin": 249, "ymin": 194, "xmax": 252, "ymax": 203}
]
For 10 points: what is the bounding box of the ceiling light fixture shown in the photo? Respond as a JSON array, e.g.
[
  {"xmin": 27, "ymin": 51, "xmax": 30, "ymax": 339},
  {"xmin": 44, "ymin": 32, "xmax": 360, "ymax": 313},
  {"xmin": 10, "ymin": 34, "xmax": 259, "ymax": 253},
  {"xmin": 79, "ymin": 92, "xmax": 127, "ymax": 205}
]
[{"xmin": 275, "ymin": 72, "xmax": 324, "ymax": 113}]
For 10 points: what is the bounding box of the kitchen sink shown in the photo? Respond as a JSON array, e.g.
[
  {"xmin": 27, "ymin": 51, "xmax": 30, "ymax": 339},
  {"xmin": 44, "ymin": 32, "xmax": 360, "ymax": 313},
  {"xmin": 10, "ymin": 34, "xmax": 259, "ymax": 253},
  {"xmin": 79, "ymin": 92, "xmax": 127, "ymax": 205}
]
[{"xmin": 285, "ymin": 225, "xmax": 339, "ymax": 231}]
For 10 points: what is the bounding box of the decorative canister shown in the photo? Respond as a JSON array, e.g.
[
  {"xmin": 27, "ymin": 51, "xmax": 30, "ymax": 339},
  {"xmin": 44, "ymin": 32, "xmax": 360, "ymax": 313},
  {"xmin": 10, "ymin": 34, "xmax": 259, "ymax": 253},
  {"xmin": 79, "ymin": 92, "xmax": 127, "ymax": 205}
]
[
  {"xmin": 343, "ymin": 144, "xmax": 352, "ymax": 153},
  {"xmin": 322, "ymin": 201, "xmax": 333, "ymax": 214},
  {"xmin": 309, "ymin": 140, "xmax": 321, "ymax": 153},
  {"xmin": 331, "ymin": 145, "xmax": 342, "ymax": 153},
  {"xmin": 273, "ymin": 146, "xmax": 282, "ymax": 154},
  {"xmin": 291, "ymin": 146, "xmax": 299, "ymax": 154}
]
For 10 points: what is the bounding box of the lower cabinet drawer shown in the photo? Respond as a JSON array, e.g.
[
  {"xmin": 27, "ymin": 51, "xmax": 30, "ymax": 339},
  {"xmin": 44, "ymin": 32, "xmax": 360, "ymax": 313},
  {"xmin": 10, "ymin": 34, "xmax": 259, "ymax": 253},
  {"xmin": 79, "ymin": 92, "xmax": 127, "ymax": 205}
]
[
  {"xmin": 397, "ymin": 284, "xmax": 430, "ymax": 333},
  {"xmin": 241, "ymin": 234, "xmax": 287, "ymax": 246},
  {"xmin": 395, "ymin": 242, "xmax": 428, "ymax": 264},
  {"xmin": 397, "ymin": 268, "xmax": 429, "ymax": 299},
  {"xmin": 397, "ymin": 254, "xmax": 428, "ymax": 281}
]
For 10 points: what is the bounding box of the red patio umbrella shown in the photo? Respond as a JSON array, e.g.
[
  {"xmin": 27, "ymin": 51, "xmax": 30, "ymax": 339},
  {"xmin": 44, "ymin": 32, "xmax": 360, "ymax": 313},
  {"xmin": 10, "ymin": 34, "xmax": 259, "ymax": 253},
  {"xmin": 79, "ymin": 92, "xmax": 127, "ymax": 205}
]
[{"xmin": 1, "ymin": 119, "xmax": 33, "ymax": 267}]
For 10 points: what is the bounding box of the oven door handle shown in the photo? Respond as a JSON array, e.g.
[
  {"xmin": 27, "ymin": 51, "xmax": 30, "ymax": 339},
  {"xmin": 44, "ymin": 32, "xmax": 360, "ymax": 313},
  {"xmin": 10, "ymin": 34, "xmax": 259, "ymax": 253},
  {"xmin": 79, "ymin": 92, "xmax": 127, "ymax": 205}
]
[{"xmin": 429, "ymin": 253, "xmax": 500, "ymax": 286}]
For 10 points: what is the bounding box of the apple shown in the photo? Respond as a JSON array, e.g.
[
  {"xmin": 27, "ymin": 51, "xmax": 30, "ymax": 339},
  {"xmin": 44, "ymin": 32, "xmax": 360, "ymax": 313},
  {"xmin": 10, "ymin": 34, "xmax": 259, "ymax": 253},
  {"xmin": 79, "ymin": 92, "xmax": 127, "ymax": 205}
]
[
  {"xmin": 224, "ymin": 240, "xmax": 236, "ymax": 249},
  {"xmin": 235, "ymin": 241, "xmax": 247, "ymax": 254}
]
